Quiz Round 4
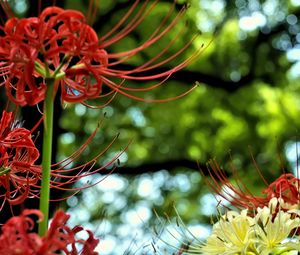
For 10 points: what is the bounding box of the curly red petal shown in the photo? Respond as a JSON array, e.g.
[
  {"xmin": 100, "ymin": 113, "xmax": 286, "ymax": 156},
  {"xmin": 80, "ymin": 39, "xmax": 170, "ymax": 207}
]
[
  {"xmin": 0, "ymin": 209, "xmax": 42, "ymax": 255},
  {"xmin": 263, "ymin": 173, "xmax": 300, "ymax": 205},
  {"xmin": 40, "ymin": 209, "xmax": 99, "ymax": 254},
  {"xmin": 0, "ymin": 2, "xmax": 200, "ymax": 106},
  {"xmin": 204, "ymin": 159, "xmax": 300, "ymax": 210},
  {"xmin": 0, "ymin": 209, "xmax": 99, "ymax": 254},
  {"xmin": 0, "ymin": 110, "xmax": 41, "ymax": 208}
]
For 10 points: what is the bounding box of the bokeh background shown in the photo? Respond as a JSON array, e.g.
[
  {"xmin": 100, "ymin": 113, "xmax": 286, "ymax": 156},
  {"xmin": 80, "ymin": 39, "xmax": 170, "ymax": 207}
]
[{"xmin": 2, "ymin": 0, "xmax": 300, "ymax": 254}]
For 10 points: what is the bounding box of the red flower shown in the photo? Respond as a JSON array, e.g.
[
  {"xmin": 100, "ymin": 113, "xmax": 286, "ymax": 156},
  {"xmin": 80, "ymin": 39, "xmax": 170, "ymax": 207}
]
[
  {"xmin": 48, "ymin": 124, "xmax": 126, "ymax": 200},
  {"xmin": 0, "ymin": 110, "xmax": 41, "ymax": 209},
  {"xmin": 0, "ymin": 1, "xmax": 199, "ymax": 106},
  {"xmin": 0, "ymin": 209, "xmax": 99, "ymax": 255},
  {"xmin": 263, "ymin": 173, "xmax": 300, "ymax": 205},
  {"xmin": 0, "ymin": 110, "xmax": 123, "ymax": 205},
  {"xmin": 204, "ymin": 160, "xmax": 300, "ymax": 210}
]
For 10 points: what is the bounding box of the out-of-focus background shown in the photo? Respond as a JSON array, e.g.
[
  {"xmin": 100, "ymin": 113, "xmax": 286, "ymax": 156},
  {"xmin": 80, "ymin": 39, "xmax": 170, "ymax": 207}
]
[{"xmin": 3, "ymin": 0, "xmax": 300, "ymax": 254}]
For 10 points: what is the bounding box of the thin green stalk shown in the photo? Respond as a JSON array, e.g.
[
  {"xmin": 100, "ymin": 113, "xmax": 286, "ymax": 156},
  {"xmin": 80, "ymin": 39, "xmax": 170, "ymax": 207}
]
[{"xmin": 38, "ymin": 79, "xmax": 55, "ymax": 236}]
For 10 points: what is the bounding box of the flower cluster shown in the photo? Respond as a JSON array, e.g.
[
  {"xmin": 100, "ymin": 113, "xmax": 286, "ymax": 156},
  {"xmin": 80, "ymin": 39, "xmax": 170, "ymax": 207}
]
[
  {"xmin": 205, "ymin": 160, "xmax": 300, "ymax": 210},
  {"xmin": 197, "ymin": 163, "xmax": 300, "ymax": 255},
  {"xmin": 0, "ymin": 0, "xmax": 198, "ymax": 253},
  {"xmin": 0, "ymin": 110, "xmax": 41, "ymax": 209},
  {"xmin": 0, "ymin": 108, "xmax": 124, "ymax": 210},
  {"xmin": 1, "ymin": 6, "xmax": 107, "ymax": 105},
  {"xmin": 0, "ymin": 209, "xmax": 99, "ymax": 255},
  {"xmin": 201, "ymin": 198, "xmax": 300, "ymax": 255},
  {"xmin": 157, "ymin": 162, "xmax": 300, "ymax": 254},
  {"xmin": 0, "ymin": 1, "xmax": 197, "ymax": 106}
]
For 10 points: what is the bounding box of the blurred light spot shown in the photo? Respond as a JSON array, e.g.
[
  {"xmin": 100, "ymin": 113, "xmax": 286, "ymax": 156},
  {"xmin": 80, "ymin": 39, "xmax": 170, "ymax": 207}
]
[
  {"xmin": 15, "ymin": 0, "xmax": 27, "ymax": 14},
  {"xmin": 76, "ymin": 208, "xmax": 90, "ymax": 222},
  {"xmin": 285, "ymin": 141, "xmax": 300, "ymax": 175},
  {"xmin": 238, "ymin": 30, "xmax": 247, "ymax": 40},
  {"xmin": 132, "ymin": 144, "xmax": 148, "ymax": 159},
  {"xmin": 127, "ymin": 107, "xmax": 146, "ymax": 127},
  {"xmin": 75, "ymin": 104, "xmax": 86, "ymax": 116},
  {"xmin": 287, "ymin": 47, "xmax": 300, "ymax": 61},
  {"xmin": 197, "ymin": 0, "xmax": 226, "ymax": 32},
  {"xmin": 248, "ymin": 0, "xmax": 260, "ymax": 11},
  {"xmin": 230, "ymin": 71, "xmax": 241, "ymax": 82},
  {"xmin": 289, "ymin": 25, "xmax": 300, "ymax": 35},
  {"xmin": 188, "ymin": 224, "xmax": 211, "ymax": 239},
  {"xmin": 235, "ymin": 0, "xmax": 246, "ymax": 8},
  {"xmin": 102, "ymin": 150, "xmax": 127, "ymax": 169},
  {"xmin": 262, "ymin": 0, "xmax": 277, "ymax": 16},
  {"xmin": 67, "ymin": 196, "xmax": 78, "ymax": 207},
  {"xmin": 96, "ymin": 220, "xmax": 112, "ymax": 235},
  {"xmin": 197, "ymin": 19, "xmax": 214, "ymax": 33},
  {"xmin": 96, "ymin": 175, "xmax": 126, "ymax": 192},
  {"xmin": 87, "ymin": 108, "xmax": 101, "ymax": 117},
  {"xmin": 158, "ymin": 144, "xmax": 169, "ymax": 154},
  {"xmin": 159, "ymin": 223, "xmax": 183, "ymax": 249},
  {"xmin": 273, "ymin": 34, "xmax": 292, "ymax": 50},
  {"xmin": 143, "ymin": 127, "xmax": 156, "ymax": 137},
  {"xmin": 287, "ymin": 14, "xmax": 298, "ymax": 25},
  {"xmin": 123, "ymin": 205, "xmax": 151, "ymax": 226},
  {"xmin": 175, "ymin": 174, "xmax": 191, "ymax": 192},
  {"xmin": 102, "ymin": 106, "xmax": 114, "ymax": 117},
  {"xmin": 102, "ymin": 191, "xmax": 116, "ymax": 204},
  {"xmin": 201, "ymin": 0, "xmax": 226, "ymax": 11},
  {"xmin": 200, "ymin": 193, "xmax": 218, "ymax": 215},
  {"xmin": 75, "ymin": 227, "xmax": 89, "ymax": 240},
  {"xmin": 61, "ymin": 132, "xmax": 75, "ymax": 144},
  {"xmin": 116, "ymin": 225, "xmax": 132, "ymax": 237},
  {"xmin": 96, "ymin": 237, "xmax": 116, "ymax": 255},
  {"xmin": 261, "ymin": 25, "xmax": 271, "ymax": 34},
  {"xmin": 137, "ymin": 175, "xmax": 162, "ymax": 200},
  {"xmin": 200, "ymin": 189, "xmax": 232, "ymax": 216},
  {"xmin": 291, "ymin": 0, "xmax": 300, "ymax": 6},
  {"xmin": 112, "ymin": 196, "xmax": 126, "ymax": 210},
  {"xmin": 188, "ymin": 145, "xmax": 202, "ymax": 158},
  {"xmin": 137, "ymin": 178, "xmax": 153, "ymax": 197},
  {"xmin": 190, "ymin": 172, "xmax": 201, "ymax": 184},
  {"xmin": 288, "ymin": 61, "xmax": 300, "ymax": 78},
  {"xmin": 239, "ymin": 12, "xmax": 267, "ymax": 31},
  {"xmin": 275, "ymin": 11, "xmax": 286, "ymax": 22},
  {"xmin": 153, "ymin": 171, "xmax": 168, "ymax": 187},
  {"xmin": 118, "ymin": 152, "xmax": 128, "ymax": 164}
]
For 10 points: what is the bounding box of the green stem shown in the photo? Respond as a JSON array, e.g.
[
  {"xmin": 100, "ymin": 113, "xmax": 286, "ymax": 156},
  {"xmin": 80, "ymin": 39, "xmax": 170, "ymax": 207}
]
[{"xmin": 38, "ymin": 79, "xmax": 55, "ymax": 236}]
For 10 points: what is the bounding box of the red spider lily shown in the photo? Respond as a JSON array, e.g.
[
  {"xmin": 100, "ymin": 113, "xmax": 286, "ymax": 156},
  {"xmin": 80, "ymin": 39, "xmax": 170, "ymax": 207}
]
[
  {"xmin": 47, "ymin": 123, "xmax": 127, "ymax": 201},
  {"xmin": 0, "ymin": 110, "xmax": 41, "ymax": 209},
  {"xmin": 263, "ymin": 173, "xmax": 300, "ymax": 205},
  {"xmin": 0, "ymin": 0, "xmax": 201, "ymax": 106},
  {"xmin": 203, "ymin": 159, "xmax": 300, "ymax": 210},
  {"xmin": 0, "ymin": 111, "xmax": 126, "ymax": 207},
  {"xmin": 0, "ymin": 209, "xmax": 99, "ymax": 255},
  {"xmin": 0, "ymin": 110, "xmax": 122, "ymax": 207}
]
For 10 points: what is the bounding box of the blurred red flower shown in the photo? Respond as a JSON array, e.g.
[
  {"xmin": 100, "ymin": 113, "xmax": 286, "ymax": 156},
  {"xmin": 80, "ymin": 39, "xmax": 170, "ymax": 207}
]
[
  {"xmin": 263, "ymin": 173, "xmax": 300, "ymax": 206},
  {"xmin": 0, "ymin": 1, "xmax": 199, "ymax": 106},
  {"xmin": 0, "ymin": 110, "xmax": 41, "ymax": 209},
  {"xmin": 204, "ymin": 160, "xmax": 300, "ymax": 210},
  {"xmin": 0, "ymin": 110, "xmax": 123, "ymax": 207},
  {"xmin": 0, "ymin": 209, "xmax": 99, "ymax": 255}
]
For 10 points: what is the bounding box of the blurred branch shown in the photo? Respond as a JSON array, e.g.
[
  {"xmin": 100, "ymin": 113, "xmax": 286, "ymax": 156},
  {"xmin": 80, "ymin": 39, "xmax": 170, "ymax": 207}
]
[
  {"xmin": 100, "ymin": 159, "xmax": 211, "ymax": 175},
  {"xmin": 116, "ymin": 63, "xmax": 254, "ymax": 92},
  {"xmin": 94, "ymin": 0, "xmax": 186, "ymax": 34}
]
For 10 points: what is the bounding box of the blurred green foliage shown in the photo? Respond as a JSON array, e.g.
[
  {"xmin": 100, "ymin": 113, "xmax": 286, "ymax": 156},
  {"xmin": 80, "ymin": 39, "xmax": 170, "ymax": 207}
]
[
  {"xmin": 13, "ymin": 0, "xmax": 300, "ymax": 253},
  {"xmin": 59, "ymin": 0, "xmax": 300, "ymax": 253}
]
